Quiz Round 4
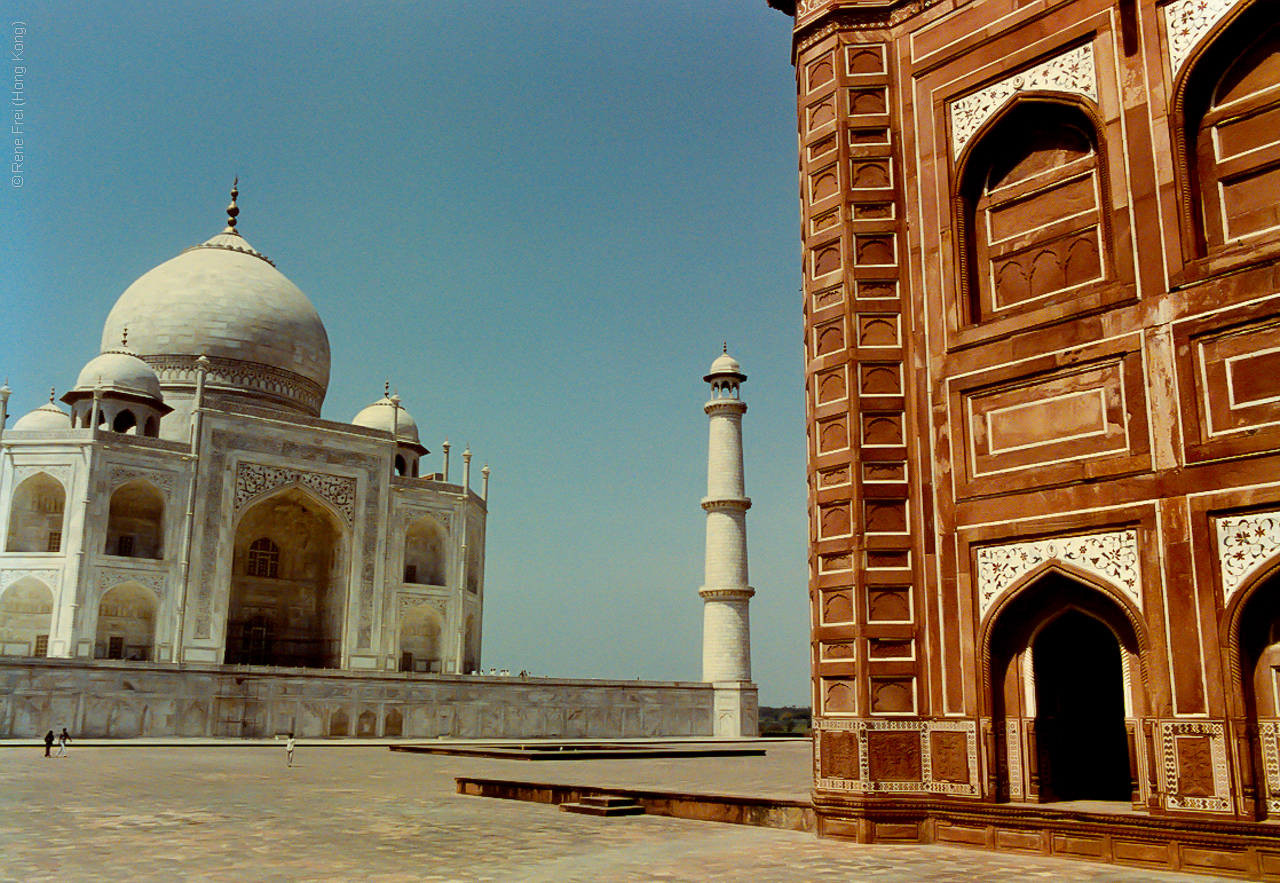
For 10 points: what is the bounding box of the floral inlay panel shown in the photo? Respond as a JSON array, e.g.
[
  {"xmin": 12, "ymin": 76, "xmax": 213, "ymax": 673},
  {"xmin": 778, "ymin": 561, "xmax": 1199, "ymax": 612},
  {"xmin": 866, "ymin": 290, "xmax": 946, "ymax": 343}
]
[
  {"xmin": 1164, "ymin": 0, "xmax": 1242, "ymax": 77},
  {"xmin": 975, "ymin": 529, "xmax": 1141, "ymax": 620},
  {"xmin": 950, "ymin": 43, "xmax": 1097, "ymax": 158},
  {"xmin": 234, "ymin": 462, "xmax": 357, "ymax": 525},
  {"xmin": 1217, "ymin": 511, "xmax": 1280, "ymax": 603}
]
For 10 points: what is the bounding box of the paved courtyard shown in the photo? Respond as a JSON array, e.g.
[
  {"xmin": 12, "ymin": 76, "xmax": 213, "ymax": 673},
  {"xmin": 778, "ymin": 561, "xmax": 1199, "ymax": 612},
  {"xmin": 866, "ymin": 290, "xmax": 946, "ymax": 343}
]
[{"xmin": 0, "ymin": 739, "xmax": 1238, "ymax": 883}]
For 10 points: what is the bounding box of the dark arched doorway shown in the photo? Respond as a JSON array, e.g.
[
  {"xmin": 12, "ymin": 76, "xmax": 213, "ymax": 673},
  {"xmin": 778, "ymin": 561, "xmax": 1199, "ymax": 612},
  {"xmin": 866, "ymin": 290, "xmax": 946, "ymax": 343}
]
[
  {"xmin": 1233, "ymin": 568, "xmax": 1280, "ymax": 818},
  {"xmin": 1032, "ymin": 609, "xmax": 1131, "ymax": 801},
  {"xmin": 989, "ymin": 570, "xmax": 1139, "ymax": 804}
]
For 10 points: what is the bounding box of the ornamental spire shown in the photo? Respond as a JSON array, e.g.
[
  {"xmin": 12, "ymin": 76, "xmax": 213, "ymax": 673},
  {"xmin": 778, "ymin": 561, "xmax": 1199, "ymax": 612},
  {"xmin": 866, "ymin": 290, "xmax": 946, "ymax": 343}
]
[{"xmin": 224, "ymin": 175, "xmax": 240, "ymax": 234}]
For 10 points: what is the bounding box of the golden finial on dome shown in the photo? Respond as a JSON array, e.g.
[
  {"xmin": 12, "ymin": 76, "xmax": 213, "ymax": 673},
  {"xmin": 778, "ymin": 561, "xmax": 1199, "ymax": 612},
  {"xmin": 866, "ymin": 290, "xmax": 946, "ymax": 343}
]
[
  {"xmin": 121, "ymin": 325, "xmax": 128, "ymax": 349},
  {"xmin": 225, "ymin": 175, "xmax": 240, "ymax": 232},
  {"xmin": 48, "ymin": 386, "xmax": 55, "ymax": 404},
  {"xmin": 384, "ymin": 380, "xmax": 390, "ymax": 398}
]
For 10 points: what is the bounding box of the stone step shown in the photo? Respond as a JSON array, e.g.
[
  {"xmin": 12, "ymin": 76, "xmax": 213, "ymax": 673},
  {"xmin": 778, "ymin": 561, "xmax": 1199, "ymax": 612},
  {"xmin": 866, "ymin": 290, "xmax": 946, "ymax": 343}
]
[{"xmin": 559, "ymin": 795, "xmax": 645, "ymax": 817}]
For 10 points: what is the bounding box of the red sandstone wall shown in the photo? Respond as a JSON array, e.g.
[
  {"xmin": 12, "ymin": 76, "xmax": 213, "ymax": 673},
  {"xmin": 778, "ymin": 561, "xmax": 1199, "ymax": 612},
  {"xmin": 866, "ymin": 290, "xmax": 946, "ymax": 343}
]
[{"xmin": 792, "ymin": 0, "xmax": 1280, "ymax": 832}]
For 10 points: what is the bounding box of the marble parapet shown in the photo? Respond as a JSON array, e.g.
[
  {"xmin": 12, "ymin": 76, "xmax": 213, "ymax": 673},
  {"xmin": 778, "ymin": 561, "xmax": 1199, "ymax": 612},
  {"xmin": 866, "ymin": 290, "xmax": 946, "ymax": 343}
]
[{"xmin": 0, "ymin": 658, "xmax": 729, "ymax": 740}]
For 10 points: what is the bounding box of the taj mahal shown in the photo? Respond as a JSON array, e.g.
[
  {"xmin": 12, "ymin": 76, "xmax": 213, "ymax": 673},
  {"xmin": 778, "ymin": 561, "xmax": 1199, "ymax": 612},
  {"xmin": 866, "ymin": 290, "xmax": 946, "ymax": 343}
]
[{"xmin": 0, "ymin": 184, "xmax": 758, "ymax": 739}]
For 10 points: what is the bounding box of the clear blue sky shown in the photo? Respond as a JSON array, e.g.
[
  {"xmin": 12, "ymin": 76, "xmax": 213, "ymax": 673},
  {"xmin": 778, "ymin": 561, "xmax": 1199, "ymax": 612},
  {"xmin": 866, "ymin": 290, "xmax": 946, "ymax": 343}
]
[{"xmin": 1, "ymin": 1, "xmax": 810, "ymax": 705}]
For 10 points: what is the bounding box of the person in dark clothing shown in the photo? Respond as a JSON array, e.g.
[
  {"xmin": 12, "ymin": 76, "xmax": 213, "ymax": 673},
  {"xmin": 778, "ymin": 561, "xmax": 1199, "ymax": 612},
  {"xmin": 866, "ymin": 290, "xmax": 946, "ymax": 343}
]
[
  {"xmin": 43, "ymin": 730, "xmax": 54, "ymax": 758},
  {"xmin": 56, "ymin": 727, "xmax": 71, "ymax": 757}
]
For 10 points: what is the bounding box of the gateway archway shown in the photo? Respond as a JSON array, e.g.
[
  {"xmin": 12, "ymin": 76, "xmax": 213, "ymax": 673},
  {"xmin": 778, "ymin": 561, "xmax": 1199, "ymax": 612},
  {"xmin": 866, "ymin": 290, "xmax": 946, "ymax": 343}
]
[
  {"xmin": 226, "ymin": 488, "xmax": 348, "ymax": 669},
  {"xmin": 1232, "ymin": 566, "xmax": 1280, "ymax": 818},
  {"xmin": 988, "ymin": 569, "xmax": 1140, "ymax": 804}
]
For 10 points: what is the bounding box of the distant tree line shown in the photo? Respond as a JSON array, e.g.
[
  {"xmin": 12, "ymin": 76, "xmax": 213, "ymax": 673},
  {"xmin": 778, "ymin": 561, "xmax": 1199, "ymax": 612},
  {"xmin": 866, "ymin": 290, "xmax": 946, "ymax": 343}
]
[{"xmin": 758, "ymin": 705, "xmax": 811, "ymax": 736}]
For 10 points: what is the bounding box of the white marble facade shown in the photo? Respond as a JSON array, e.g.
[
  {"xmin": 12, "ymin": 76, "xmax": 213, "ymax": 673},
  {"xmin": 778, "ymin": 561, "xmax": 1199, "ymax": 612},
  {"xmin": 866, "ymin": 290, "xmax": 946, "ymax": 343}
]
[{"xmin": 0, "ymin": 190, "xmax": 487, "ymax": 678}]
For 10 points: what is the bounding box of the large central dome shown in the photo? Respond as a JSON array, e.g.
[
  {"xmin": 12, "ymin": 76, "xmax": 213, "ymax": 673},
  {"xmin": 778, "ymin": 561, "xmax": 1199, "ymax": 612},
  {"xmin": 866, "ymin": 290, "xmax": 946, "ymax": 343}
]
[{"xmin": 100, "ymin": 196, "xmax": 331, "ymax": 416}]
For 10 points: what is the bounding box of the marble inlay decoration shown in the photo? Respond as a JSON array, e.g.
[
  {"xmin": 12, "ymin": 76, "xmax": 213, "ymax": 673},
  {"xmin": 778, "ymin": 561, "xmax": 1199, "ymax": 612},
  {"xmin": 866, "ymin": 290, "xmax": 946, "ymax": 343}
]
[
  {"xmin": 0, "ymin": 568, "xmax": 60, "ymax": 591},
  {"xmin": 1005, "ymin": 720, "xmax": 1024, "ymax": 799},
  {"xmin": 950, "ymin": 43, "xmax": 1097, "ymax": 158},
  {"xmin": 1164, "ymin": 0, "xmax": 1241, "ymax": 77},
  {"xmin": 96, "ymin": 567, "xmax": 166, "ymax": 596},
  {"xmin": 813, "ymin": 718, "xmax": 980, "ymax": 797},
  {"xmin": 400, "ymin": 507, "xmax": 452, "ymax": 531},
  {"xmin": 1160, "ymin": 720, "xmax": 1231, "ymax": 812},
  {"xmin": 234, "ymin": 461, "xmax": 356, "ymax": 524},
  {"xmin": 399, "ymin": 594, "xmax": 447, "ymax": 616},
  {"xmin": 1217, "ymin": 510, "xmax": 1280, "ymax": 603},
  {"xmin": 975, "ymin": 529, "xmax": 1141, "ymax": 619},
  {"xmin": 13, "ymin": 464, "xmax": 72, "ymax": 487},
  {"xmin": 108, "ymin": 466, "xmax": 176, "ymax": 495},
  {"xmin": 1261, "ymin": 721, "xmax": 1280, "ymax": 813}
]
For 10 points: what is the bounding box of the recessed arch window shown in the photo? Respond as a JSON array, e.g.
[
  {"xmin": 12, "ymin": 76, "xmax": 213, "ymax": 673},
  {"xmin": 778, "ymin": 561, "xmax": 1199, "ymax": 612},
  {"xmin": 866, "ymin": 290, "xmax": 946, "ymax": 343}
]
[
  {"xmin": 6, "ymin": 473, "xmax": 66, "ymax": 553},
  {"xmin": 404, "ymin": 517, "xmax": 446, "ymax": 586},
  {"xmin": 105, "ymin": 480, "xmax": 164, "ymax": 559},
  {"xmin": 957, "ymin": 100, "xmax": 1108, "ymax": 324},
  {"xmin": 247, "ymin": 537, "xmax": 280, "ymax": 579},
  {"xmin": 1184, "ymin": 16, "xmax": 1280, "ymax": 252}
]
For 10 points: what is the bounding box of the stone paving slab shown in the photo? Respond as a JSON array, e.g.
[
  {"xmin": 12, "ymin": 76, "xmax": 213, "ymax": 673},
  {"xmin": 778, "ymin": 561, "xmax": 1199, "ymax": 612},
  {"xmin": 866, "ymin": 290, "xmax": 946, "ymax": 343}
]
[{"xmin": 0, "ymin": 742, "xmax": 1240, "ymax": 883}]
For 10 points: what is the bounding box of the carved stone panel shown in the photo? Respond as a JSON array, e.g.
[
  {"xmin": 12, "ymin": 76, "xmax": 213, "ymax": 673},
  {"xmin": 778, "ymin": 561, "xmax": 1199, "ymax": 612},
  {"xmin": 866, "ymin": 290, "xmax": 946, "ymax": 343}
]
[
  {"xmin": 820, "ymin": 728, "xmax": 861, "ymax": 780},
  {"xmin": 1160, "ymin": 721, "xmax": 1231, "ymax": 812},
  {"xmin": 867, "ymin": 729, "xmax": 923, "ymax": 782},
  {"xmin": 931, "ymin": 730, "xmax": 970, "ymax": 784}
]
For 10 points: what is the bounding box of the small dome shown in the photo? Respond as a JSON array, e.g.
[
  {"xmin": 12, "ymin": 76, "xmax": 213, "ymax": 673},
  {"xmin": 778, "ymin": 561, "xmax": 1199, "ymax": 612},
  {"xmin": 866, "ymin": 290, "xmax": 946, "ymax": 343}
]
[
  {"xmin": 352, "ymin": 396, "xmax": 421, "ymax": 445},
  {"xmin": 704, "ymin": 348, "xmax": 746, "ymax": 382},
  {"xmin": 74, "ymin": 351, "xmax": 164, "ymax": 401},
  {"xmin": 709, "ymin": 352, "xmax": 741, "ymax": 374},
  {"xmin": 13, "ymin": 402, "xmax": 71, "ymax": 431}
]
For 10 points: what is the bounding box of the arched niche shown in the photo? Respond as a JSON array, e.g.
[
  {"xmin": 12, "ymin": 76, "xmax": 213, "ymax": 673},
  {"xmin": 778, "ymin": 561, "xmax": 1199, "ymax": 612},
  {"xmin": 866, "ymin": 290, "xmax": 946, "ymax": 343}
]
[
  {"xmin": 1178, "ymin": 4, "xmax": 1280, "ymax": 255},
  {"xmin": 112, "ymin": 409, "xmax": 138, "ymax": 434},
  {"xmin": 96, "ymin": 582, "xmax": 156, "ymax": 661},
  {"xmin": 105, "ymin": 479, "xmax": 165, "ymax": 559},
  {"xmin": 226, "ymin": 487, "xmax": 348, "ymax": 669},
  {"xmin": 955, "ymin": 97, "xmax": 1109, "ymax": 325},
  {"xmin": 1229, "ymin": 564, "xmax": 1280, "ymax": 818},
  {"xmin": 985, "ymin": 569, "xmax": 1142, "ymax": 805},
  {"xmin": 465, "ymin": 527, "xmax": 482, "ymax": 594},
  {"xmin": 6, "ymin": 472, "xmax": 67, "ymax": 553},
  {"xmin": 463, "ymin": 613, "xmax": 479, "ymax": 674},
  {"xmin": 0, "ymin": 577, "xmax": 54, "ymax": 656},
  {"xmin": 399, "ymin": 605, "xmax": 441, "ymax": 673},
  {"xmin": 403, "ymin": 516, "xmax": 446, "ymax": 586}
]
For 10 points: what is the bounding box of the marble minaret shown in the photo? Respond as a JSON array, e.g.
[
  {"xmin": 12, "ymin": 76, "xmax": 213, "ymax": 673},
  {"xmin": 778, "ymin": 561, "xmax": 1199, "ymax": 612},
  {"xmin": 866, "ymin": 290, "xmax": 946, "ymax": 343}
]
[{"xmin": 699, "ymin": 348, "xmax": 757, "ymax": 736}]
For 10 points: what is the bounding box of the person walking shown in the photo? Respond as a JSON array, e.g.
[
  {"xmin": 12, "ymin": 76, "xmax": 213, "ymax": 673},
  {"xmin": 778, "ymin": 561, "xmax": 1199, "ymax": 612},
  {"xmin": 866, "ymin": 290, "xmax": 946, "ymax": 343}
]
[
  {"xmin": 55, "ymin": 727, "xmax": 71, "ymax": 757},
  {"xmin": 285, "ymin": 732, "xmax": 295, "ymax": 768},
  {"xmin": 43, "ymin": 730, "xmax": 54, "ymax": 758}
]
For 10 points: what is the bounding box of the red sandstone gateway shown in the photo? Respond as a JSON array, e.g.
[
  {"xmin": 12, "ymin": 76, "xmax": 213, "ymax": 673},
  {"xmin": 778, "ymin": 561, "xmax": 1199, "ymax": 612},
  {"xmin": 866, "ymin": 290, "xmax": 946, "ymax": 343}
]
[{"xmin": 770, "ymin": 0, "xmax": 1280, "ymax": 873}]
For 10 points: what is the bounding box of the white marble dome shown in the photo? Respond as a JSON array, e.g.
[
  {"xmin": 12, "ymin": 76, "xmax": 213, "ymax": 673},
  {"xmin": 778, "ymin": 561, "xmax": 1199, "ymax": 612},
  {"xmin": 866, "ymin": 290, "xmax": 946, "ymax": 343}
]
[
  {"xmin": 100, "ymin": 229, "xmax": 331, "ymax": 415},
  {"xmin": 705, "ymin": 349, "xmax": 745, "ymax": 381},
  {"xmin": 13, "ymin": 402, "xmax": 71, "ymax": 431},
  {"xmin": 352, "ymin": 396, "xmax": 422, "ymax": 444},
  {"xmin": 73, "ymin": 350, "xmax": 163, "ymax": 401}
]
